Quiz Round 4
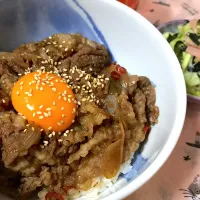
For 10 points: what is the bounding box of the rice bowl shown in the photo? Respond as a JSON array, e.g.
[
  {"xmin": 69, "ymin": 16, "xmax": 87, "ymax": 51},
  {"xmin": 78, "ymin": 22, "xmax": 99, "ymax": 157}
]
[{"xmin": 0, "ymin": 0, "xmax": 186, "ymax": 200}]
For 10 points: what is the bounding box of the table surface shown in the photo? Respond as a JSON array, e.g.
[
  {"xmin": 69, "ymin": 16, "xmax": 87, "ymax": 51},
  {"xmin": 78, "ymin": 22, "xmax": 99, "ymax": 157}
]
[{"xmin": 122, "ymin": 0, "xmax": 200, "ymax": 200}]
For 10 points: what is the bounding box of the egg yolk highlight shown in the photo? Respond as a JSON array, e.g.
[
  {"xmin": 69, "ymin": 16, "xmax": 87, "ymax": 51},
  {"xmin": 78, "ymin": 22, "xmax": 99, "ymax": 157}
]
[{"xmin": 11, "ymin": 72, "xmax": 76, "ymax": 132}]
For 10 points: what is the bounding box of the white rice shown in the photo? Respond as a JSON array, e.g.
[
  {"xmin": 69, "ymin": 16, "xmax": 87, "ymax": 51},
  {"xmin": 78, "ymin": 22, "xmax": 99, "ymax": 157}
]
[{"xmin": 38, "ymin": 154, "xmax": 133, "ymax": 200}]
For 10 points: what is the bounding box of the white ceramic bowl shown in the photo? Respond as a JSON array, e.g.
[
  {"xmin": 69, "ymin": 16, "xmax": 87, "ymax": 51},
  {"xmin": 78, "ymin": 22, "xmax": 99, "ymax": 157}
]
[{"xmin": 0, "ymin": 0, "xmax": 186, "ymax": 199}]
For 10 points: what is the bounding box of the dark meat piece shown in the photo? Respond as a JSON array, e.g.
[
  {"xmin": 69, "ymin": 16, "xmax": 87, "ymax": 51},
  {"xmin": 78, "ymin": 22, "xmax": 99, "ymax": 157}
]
[
  {"xmin": 13, "ymin": 33, "xmax": 111, "ymax": 75},
  {"xmin": 0, "ymin": 52, "xmax": 29, "ymax": 75},
  {"xmin": 0, "ymin": 65, "xmax": 17, "ymax": 96},
  {"xmin": 29, "ymin": 139, "xmax": 58, "ymax": 166},
  {"xmin": 114, "ymin": 93, "xmax": 137, "ymax": 127},
  {"xmin": 2, "ymin": 123, "xmax": 41, "ymax": 166},
  {"xmin": 20, "ymin": 177, "xmax": 42, "ymax": 194},
  {"xmin": 67, "ymin": 126, "xmax": 112, "ymax": 164},
  {"xmin": 79, "ymin": 102, "xmax": 110, "ymax": 136},
  {"xmin": 123, "ymin": 123, "xmax": 145, "ymax": 162},
  {"xmin": 0, "ymin": 162, "xmax": 21, "ymax": 199},
  {"xmin": 0, "ymin": 111, "xmax": 26, "ymax": 139},
  {"xmin": 132, "ymin": 88, "xmax": 147, "ymax": 123},
  {"xmin": 138, "ymin": 76, "xmax": 159, "ymax": 124},
  {"xmin": 20, "ymin": 165, "xmax": 69, "ymax": 194},
  {"xmin": 0, "ymin": 90, "xmax": 11, "ymax": 111},
  {"xmin": 57, "ymin": 34, "xmax": 111, "ymax": 74}
]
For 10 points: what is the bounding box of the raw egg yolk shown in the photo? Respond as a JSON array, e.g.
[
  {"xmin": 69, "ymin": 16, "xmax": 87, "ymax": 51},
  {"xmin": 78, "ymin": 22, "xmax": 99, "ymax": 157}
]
[{"xmin": 11, "ymin": 72, "xmax": 76, "ymax": 132}]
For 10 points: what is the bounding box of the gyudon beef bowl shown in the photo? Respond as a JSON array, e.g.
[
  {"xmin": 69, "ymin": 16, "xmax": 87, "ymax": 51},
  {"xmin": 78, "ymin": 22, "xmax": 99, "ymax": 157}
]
[{"xmin": 0, "ymin": 0, "xmax": 186, "ymax": 200}]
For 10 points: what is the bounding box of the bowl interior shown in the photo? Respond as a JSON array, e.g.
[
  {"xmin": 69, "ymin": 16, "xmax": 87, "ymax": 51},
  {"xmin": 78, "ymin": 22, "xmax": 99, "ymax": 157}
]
[{"xmin": 0, "ymin": 0, "xmax": 186, "ymax": 199}]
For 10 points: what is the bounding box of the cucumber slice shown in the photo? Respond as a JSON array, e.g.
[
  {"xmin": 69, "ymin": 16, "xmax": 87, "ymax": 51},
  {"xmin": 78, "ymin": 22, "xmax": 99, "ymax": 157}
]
[
  {"xmin": 182, "ymin": 52, "xmax": 192, "ymax": 70},
  {"xmin": 184, "ymin": 71, "xmax": 200, "ymax": 87}
]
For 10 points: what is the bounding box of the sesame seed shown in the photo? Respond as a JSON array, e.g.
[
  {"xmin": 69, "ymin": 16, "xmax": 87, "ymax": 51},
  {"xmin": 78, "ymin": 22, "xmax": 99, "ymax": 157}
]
[
  {"xmin": 82, "ymin": 98, "xmax": 86, "ymax": 102},
  {"xmin": 48, "ymin": 111, "xmax": 51, "ymax": 116},
  {"xmin": 87, "ymin": 81, "xmax": 91, "ymax": 87},
  {"xmin": 40, "ymin": 129, "xmax": 44, "ymax": 132},
  {"xmin": 65, "ymin": 48, "xmax": 68, "ymax": 51},
  {"xmin": 52, "ymin": 87, "xmax": 56, "ymax": 92},
  {"xmin": 39, "ymin": 116, "xmax": 44, "ymax": 119},
  {"xmin": 62, "ymin": 114, "xmax": 65, "ymax": 117},
  {"xmin": 23, "ymin": 129, "xmax": 27, "ymax": 132},
  {"xmin": 72, "ymin": 108, "xmax": 76, "ymax": 114},
  {"xmin": 58, "ymin": 62, "xmax": 62, "ymax": 65},
  {"xmin": 20, "ymin": 81, "xmax": 24, "ymax": 85},
  {"xmin": 20, "ymin": 86, "xmax": 23, "ymax": 90},
  {"xmin": 57, "ymin": 122, "xmax": 62, "ymax": 126},
  {"xmin": 33, "ymin": 112, "xmax": 36, "ymax": 117},
  {"xmin": 48, "ymin": 127, "xmax": 52, "ymax": 130},
  {"xmin": 46, "ymin": 108, "xmax": 52, "ymax": 111},
  {"xmin": 105, "ymin": 78, "xmax": 109, "ymax": 81},
  {"xmin": 44, "ymin": 112, "xmax": 49, "ymax": 117},
  {"xmin": 53, "ymin": 102, "xmax": 56, "ymax": 106},
  {"xmin": 46, "ymin": 49, "xmax": 49, "ymax": 53},
  {"xmin": 28, "ymin": 93, "xmax": 32, "ymax": 96},
  {"xmin": 62, "ymin": 41, "xmax": 66, "ymax": 44},
  {"xmin": 64, "ymin": 133, "xmax": 67, "ymax": 136},
  {"xmin": 72, "ymin": 120, "xmax": 75, "ymax": 123},
  {"xmin": 58, "ymin": 96, "xmax": 62, "ymax": 100},
  {"xmin": 65, "ymin": 130, "xmax": 69, "ymax": 134},
  {"xmin": 40, "ymin": 87, "xmax": 44, "ymax": 91},
  {"xmin": 40, "ymin": 145, "xmax": 44, "ymax": 149},
  {"xmin": 58, "ymin": 139, "xmax": 63, "ymax": 142},
  {"xmin": 2, "ymin": 99, "xmax": 6, "ymax": 103},
  {"xmin": 61, "ymin": 107, "xmax": 64, "ymax": 111},
  {"xmin": 22, "ymin": 115, "xmax": 26, "ymax": 119},
  {"xmin": 52, "ymin": 131, "xmax": 56, "ymax": 136},
  {"xmin": 49, "ymin": 36, "xmax": 52, "ymax": 39},
  {"xmin": 32, "ymin": 127, "xmax": 35, "ymax": 131},
  {"xmin": 64, "ymin": 97, "xmax": 67, "ymax": 101},
  {"xmin": 37, "ymin": 111, "xmax": 42, "ymax": 115},
  {"xmin": 48, "ymin": 134, "xmax": 53, "ymax": 138},
  {"xmin": 39, "ymin": 105, "xmax": 44, "ymax": 109},
  {"xmin": 59, "ymin": 45, "xmax": 62, "ymax": 48},
  {"xmin": 44, "ymin": 141, "xmax": 48, "ymax": 145},
  {"xmin": 70, "ymin": 129, "xmax": 73, "ymax": 132}
]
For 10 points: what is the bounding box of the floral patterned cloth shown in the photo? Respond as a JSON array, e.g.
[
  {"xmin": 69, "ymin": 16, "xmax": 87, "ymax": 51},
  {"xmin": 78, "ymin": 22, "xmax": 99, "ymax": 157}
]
[{"xmin": 120, "ymin": 0, "xmax": 200, "ymax": 200}]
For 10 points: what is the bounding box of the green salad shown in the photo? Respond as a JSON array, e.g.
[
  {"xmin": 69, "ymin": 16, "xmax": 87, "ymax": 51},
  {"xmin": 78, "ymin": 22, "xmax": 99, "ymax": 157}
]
[{"xmin": 163, "ymin": 19, "xmax": 200, "ymax": 97}]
